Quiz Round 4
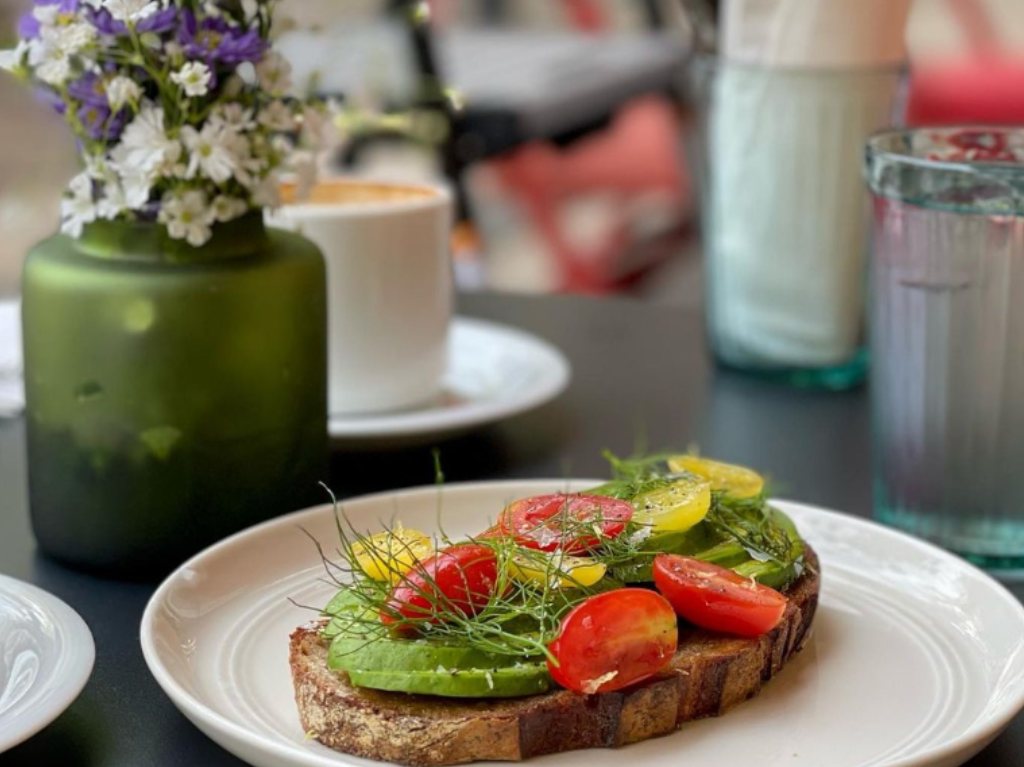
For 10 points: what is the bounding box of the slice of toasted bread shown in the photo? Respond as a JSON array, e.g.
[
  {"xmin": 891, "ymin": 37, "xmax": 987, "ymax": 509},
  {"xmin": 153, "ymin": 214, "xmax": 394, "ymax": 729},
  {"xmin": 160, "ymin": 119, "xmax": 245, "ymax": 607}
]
[{"xmin": 290, "ymin": 547, "xmax": 820, "ymax": 766}]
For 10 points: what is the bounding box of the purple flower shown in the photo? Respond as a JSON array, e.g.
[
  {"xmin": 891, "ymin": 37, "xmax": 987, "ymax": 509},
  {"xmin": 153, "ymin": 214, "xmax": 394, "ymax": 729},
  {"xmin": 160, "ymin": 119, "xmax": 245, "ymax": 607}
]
[
  {"xmin": 87, "ymin": 5, "xmax": 176, "ymax": 36},
  {"xmin": 179, "ymin": 11, "xmax": 267, "ymax": 66},
  {"xmin": 137, "ymin": 6, "xmax": 178, "ymax": 33},
  {"xmin": 17, "ymin": 0, "xmax": 78, "ymax": 39},
  {"xmin": 76, "ymin": 103, "xmax": 128, "ymax": 142},
  {"xmin": 17, "ymin": 12, "xmax": 40, "ymax": 39},
  {"xmin": 34, "ymin": 87, "xmax": 66, "ymax": 115},
  {"xmin": 67, "ymin": 72, "xmax": 108, "ymax": 107}
]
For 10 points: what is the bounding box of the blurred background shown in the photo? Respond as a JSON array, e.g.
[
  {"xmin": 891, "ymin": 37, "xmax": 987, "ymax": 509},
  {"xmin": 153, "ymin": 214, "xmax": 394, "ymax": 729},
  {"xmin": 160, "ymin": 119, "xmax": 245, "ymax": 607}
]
[{"xmin": 1, "ymin": 0, "xmax": 1023, "ymax": 302}]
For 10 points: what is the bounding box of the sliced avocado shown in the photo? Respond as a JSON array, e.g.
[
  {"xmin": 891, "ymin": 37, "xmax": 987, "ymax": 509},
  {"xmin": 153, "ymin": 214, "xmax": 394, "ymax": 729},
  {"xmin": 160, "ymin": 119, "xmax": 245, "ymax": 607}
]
[
  {"xmin": 609, "ymin": 523, "xmax": 723, "ymax": 583},
  {"xmin": 329, "ymin": 633, "xmax": 533, "ymax": 674},
  {"xmin": 346, "ymin": 662, "xmax": 551, "ymax": 698},
  {"xmin": 321, "ymin": 588, "xmax": 385, "ymax": 640}
]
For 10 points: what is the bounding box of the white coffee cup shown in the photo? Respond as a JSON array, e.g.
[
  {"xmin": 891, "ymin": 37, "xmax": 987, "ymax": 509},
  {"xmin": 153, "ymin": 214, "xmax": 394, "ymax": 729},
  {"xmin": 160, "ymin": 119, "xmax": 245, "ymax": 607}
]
[{"xmin": 269, "ymin": 178, "xmax": 453, "ymax": 415}]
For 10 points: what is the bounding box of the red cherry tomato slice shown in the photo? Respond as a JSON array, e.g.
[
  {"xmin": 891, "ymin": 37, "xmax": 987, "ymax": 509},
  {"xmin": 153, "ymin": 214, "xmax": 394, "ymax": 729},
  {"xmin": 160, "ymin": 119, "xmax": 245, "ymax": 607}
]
[
  {"xmin": 474, "ymin": 525, "xmax": 507, "ymax": 540},
  {"xmin": 498, "ymin": 493, "xmax": 633, "ymax": 554},
  {"xmin": 652, "ymin": 554, "xmax": 787, "ymax": 638},
  {"xmin": 547, "ymin": 588, "xmax": 678, "ymax": 694},
  {"xmin": 381, "ymin": 544, "xmax": 498, "ymax": 631}
]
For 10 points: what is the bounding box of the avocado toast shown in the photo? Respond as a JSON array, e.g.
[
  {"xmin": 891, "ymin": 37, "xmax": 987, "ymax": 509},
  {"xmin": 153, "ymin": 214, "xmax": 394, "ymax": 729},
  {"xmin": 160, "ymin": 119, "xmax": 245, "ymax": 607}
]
[{"xmin": 290, "ymin": 455, "xmax": 820, "ymax": 765}]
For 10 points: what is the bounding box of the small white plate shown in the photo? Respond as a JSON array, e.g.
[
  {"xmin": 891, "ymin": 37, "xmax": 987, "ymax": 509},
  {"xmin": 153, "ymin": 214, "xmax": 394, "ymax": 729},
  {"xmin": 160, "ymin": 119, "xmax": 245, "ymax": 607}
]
[
  {"xmin": 328, "ymin": 318, "xmax": 570, "ymax": 444},
  {"xmin": 0, "ymin": 574, "xmax": 95, "ymax": 753},
  {"xmin": 140, "ymin": 482, "xmax": 1024, "ymax": 767}
]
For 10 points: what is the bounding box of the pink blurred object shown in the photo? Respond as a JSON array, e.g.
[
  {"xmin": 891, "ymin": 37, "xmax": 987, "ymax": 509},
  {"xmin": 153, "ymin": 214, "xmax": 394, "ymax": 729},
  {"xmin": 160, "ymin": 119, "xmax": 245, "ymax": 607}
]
[
  {"xmin": 492, "ymin": 96, "xmax": 690, "ymax": 293},
  {"xmin": 907, "ymin": 0, "xmax": 1024, "ymax": 125},
  {"xmin": 909, "ymin": 57, "xmax": 1024, "ymax": 125}
]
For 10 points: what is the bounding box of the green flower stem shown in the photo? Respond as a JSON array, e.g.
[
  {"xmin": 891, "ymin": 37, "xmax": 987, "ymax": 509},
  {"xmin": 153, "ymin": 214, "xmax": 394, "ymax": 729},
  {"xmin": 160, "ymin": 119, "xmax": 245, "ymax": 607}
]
[{"xmin": 127, "ymin": 26, "xmax": 177, "ymax": 123}]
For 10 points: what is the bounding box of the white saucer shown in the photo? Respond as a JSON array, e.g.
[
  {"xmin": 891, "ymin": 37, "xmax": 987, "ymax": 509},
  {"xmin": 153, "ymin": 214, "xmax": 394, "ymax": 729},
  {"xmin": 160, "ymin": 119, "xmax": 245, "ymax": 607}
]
[
  {"xmin": 0, "ymin": 300, "xmax": 22, "ymax": 418},
  {"xmin": 0, "ymin": 309, "xmax": 570, "ymax": 439},
  {"xmin": 141, "ymin": 481, "xmax": 1024, "ymax": 767},
  {"xmin": 0, "ymin": 574, "xmax": 95, "ymax": 753},
  {"xmin": 328, "ymin": 318, "xmax": 571, "ymax": 444}
]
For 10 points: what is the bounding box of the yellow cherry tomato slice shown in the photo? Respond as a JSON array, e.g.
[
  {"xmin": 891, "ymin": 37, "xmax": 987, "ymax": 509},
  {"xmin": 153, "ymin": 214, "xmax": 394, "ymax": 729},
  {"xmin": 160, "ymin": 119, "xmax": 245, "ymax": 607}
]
[
  {"xmin": 351, "ymin": 526, "xmax": 434, "ymax": 583},
  {"xmin": 667, "ymin": 455, "xmax": 765, "ymax": 500},
  {"xmin": 510, "ymin": 552, "xmax": 607, "ymax": 589},
  {"xmin": 633, "ymin": 476, "xmax": 711, "ymax": 534}
]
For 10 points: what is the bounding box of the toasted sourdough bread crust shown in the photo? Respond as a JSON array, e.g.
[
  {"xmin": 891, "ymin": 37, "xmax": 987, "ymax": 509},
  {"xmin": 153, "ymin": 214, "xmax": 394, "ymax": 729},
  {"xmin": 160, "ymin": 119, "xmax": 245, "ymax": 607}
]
[{"xmin": 290, "ymin": 546, "xmax": 819, "ymax": 766}]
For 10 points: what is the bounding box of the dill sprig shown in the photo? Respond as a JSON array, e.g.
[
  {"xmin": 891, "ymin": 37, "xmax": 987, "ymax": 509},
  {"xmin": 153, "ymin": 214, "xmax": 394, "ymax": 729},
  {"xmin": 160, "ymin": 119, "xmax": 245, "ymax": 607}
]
[
  {"xmin": 704, "ymin": 493, "xmax": 793, "ymax": 566},
  {"xmin": 594, "ymin": 449, "xmax": 802, "ymax": 575},
  {"xmin": 313, "ymin": 494, "xmax": 619, "ymax": 663}
]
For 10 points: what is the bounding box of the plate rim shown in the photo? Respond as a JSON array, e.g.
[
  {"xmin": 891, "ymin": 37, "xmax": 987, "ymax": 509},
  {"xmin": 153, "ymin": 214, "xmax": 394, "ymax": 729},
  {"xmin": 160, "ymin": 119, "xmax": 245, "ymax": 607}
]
[
  {"xmin": 139, "ymin": 481, "xmax": 1024, "ymax": 767},
  {"xmin": 327, "ymin": 317, "xmax": 571, "ymax": 439},
  {"xmin": 0, "ymin": 573, "xmax": 96, "ymax": 753}
]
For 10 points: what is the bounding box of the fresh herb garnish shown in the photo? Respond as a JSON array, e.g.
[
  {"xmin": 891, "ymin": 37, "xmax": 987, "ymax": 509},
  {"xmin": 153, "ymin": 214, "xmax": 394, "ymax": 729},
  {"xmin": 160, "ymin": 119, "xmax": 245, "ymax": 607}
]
[{"xmin": 302, "ymin": 452, "xmax": 805, "ymax": 664}]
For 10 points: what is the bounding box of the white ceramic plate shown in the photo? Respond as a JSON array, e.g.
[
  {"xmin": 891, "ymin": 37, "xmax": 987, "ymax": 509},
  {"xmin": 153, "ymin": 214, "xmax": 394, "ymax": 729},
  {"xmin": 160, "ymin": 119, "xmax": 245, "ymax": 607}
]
[
  {"xmin": 140, "ymin": 482, "xmax": 1024, "ymax": 767},
  {"xmin": 0, "ymin": 574, "xmax": 95, "ymax": 752},
  {"xmin": 328, "ymin": 318, "xmax": 570, "ymax": 444}
]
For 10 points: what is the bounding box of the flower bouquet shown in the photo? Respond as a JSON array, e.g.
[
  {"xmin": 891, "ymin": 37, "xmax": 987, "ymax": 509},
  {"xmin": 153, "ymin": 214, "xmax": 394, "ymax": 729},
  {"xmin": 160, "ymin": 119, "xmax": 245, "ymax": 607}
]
[
  {"xmin": 5, "ymin": 0, "xmax": 330, "ymax": 575},
  {"xmin": 2, "ymin": 0, "xmax": 327, "ymax": 245}
]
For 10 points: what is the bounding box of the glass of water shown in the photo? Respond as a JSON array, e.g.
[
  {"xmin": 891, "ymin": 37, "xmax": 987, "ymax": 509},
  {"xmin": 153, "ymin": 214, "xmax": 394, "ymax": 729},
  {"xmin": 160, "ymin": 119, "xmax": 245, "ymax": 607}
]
[{"xmin": 865, "ymin": 127, "xmax": 1024, "ymax": 575}]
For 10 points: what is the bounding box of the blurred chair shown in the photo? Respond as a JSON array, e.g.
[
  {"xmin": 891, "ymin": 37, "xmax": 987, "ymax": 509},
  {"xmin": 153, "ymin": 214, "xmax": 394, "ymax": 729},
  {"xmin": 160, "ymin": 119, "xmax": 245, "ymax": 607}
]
[
  {"xmin": 424, "ymin": 0, "xmax": 692, "ymax": 292},
  {"xmin": 490, "ymin": 95, "xmax": 689, "ymax": 293}
]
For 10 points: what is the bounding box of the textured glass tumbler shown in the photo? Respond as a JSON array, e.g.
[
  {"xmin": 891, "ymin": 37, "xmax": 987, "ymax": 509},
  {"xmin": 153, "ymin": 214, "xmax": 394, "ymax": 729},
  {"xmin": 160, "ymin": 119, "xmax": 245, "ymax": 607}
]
[{"xmin": 866, "ymin": 127, "xmax": 1024, "ymax": 576}]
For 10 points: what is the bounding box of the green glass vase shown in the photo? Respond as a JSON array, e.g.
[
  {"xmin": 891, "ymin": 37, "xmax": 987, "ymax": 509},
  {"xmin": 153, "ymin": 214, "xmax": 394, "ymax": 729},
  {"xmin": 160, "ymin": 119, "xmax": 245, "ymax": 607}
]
[{"xmin": 21, "ymin": 213, "xmax": 328, "ymax": 576}]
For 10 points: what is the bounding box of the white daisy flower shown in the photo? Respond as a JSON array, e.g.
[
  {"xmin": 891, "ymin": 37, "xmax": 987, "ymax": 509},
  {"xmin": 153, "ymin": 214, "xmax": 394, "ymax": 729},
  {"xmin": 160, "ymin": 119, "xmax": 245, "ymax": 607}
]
[
  {"xmin": 118, "ymin": 166, "xmax": 156, "ymax": 208},
  {"xmin": 240, "ymin": 0, "xmax": 260, "ymax": 21},
  {"xmin": 32, "ymin": 4, "xmax": 62, "ymax": 28},
  {"xmin": 60, "ymin": 172, "xmax": 98, "ymax": 238},
  {"xmin": 181, "ymin": 123, "xmax": 239, "ymax": 184},
  {"xmin": 255, "ymin": 52, "xmax": 292, "ymax": 96},
  {"xmin": 97, "ymin": 179, "xmax": 130, "ymax": 219},
  {"xmin": 159, "ymin": 189, "xmax": 215, "ymax": 247},
  {"xmin": 298, "ymin": 104, "xmax": 336, "ymax": 149},
  {"xmin": 55, "ymin": 22, "xmax": 97, "ymax": 55},
  {"xmin": 257, "ymin": 100, "xmax": 295, "ymax": 132},
  {"xmin": 84, "ymin": 155, "xmax": 127, "ymax": 217},
  {"xmin": 211, "ymin": 195, "xmax": 248, "ymax": 223},
  {"xmin": 107, "ymin": 76, "xmax": 142, "ymax": 111},
  {"xmin": 210, "ymin": 103, "xmax": 256, "ymax": 132},
  {"xmin": 104, "ymin": 0, "xmax": 160, "ymax": 24},
  {"xmin": 171, "ymin": 61, "xmax": 212, "ymax": 98},
  {"xmin": 250, "ymin": 172, "xmax": 282, "ymax": 208},
  {"xmin": 28, "ymin": 36, "xmax": 72, "ymax": 86},
  {"xmin": 221, "ymin": 131, "xmax": 261, "ymax": 187},
  {"xmin": 287, "ymin": 149, "xmax": 317, "ymax": 199},
  {"xmin": 111, "ymin": 104, "xmax": 182, "ymax": 179},
  {"xmin": 0, "ymin": 42, "xmax": 27, "ymax": 73}
]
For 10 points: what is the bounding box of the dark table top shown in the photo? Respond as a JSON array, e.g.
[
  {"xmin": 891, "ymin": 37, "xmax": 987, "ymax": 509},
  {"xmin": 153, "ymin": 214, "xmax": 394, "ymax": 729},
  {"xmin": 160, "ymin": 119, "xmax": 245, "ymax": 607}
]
[{"xmin": 1, "ymin": 291, "xmax": 1021, "ymax": 766}]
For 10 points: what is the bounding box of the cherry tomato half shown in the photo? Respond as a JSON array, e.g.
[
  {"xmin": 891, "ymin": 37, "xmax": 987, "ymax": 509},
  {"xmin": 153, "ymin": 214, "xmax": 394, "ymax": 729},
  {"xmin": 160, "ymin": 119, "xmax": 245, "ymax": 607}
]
[
  {"xmin": 547, "ymin": 588, "xmax": 678, "ymax": 694},
  {"xmin": 381, "ymin": 544, "xmax": 498, "ymax": 631},
  {"xmin": 474, "ymin": 525, "xmax": 506, "ymax": 540},
  {"xmin": 498, "ymin": 493, "xmax": 633, "ymax": 554},
  {"xmin": 652, "ymin": 554, "xmax": 787, "ymax": 638}
]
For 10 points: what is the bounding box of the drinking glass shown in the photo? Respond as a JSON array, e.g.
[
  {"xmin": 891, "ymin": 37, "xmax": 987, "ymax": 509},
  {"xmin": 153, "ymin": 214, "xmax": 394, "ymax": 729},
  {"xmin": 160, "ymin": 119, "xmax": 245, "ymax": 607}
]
[
  {"xmin": 691, "ymin": 57, "xmax": 904, "ymax": 389},
  {"xmin": 865, "ymin": 127, "xmax": 1024, "ymax": 575}
]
